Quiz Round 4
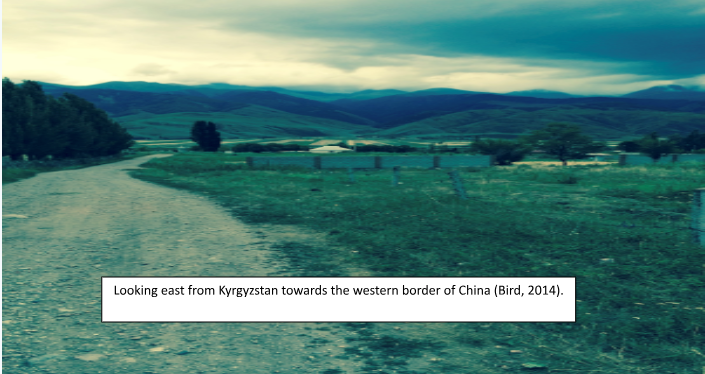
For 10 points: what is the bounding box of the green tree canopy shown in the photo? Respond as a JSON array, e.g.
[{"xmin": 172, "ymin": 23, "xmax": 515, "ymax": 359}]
[
  {"xmin": 469, "ymin": 139, "xmax": 532, "ymax": 165},
  {"xmin": 2, "ymin": 78, "xmax": 133, "ymax": 160},
  {"xmin": 521, "ymin": 122, "xmax": 604, "ymax": 165},
  {"xmin": 190, "ymin": 121, "xmax": 222, "ymax": 152},
  {"xmin": 637, "ymin": 132, "xmax": 678, "ymax": 161}
]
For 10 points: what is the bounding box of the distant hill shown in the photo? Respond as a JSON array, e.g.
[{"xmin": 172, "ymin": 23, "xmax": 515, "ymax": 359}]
[
  {"xmin": 622, "ymin": 85, "xmax": 705, "ymax": 101},
  {"xmin": 400, "ymin": 88, "xmax": 484, "ymax": 97},
  {"xmin": 504, "ymin": 89, "xmax": 582, "ymax": 99},
  {"xmin": 40, "ymin": 85, "xmax": 372, "ymax": 124},
  {"xmin": 39, "ymin": 81, "xmax": 405, "ymax": 102},
  {"xmin": 116, "ymin": 105, "xmax": 371, "ymax": 139},
  {"xmin": 376, "ymin": 106, "xmax": 705, "ymax": 139},
  {"xmin": 333, "ymin": 93, "xmax": 705, "ymax": 128},
  {"xmin": 37, "ymin": 81, "xmax": 705, "ymax": 140},
  {"xmin": 212, "ymin": 91, "xmax": 375, "ymax": 125}
]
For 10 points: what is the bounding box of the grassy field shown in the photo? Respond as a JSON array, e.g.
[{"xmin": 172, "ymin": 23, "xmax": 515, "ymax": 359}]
[
  {"xmin": 2, "ymin": 155, "xmax": 143, "ymax": 184},
  {"xmin": 132, "ymin": 154, "xmax": 704, "ymax": 373}
]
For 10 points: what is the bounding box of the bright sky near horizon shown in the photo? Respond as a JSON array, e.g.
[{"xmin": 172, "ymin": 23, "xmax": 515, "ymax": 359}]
[{"xmin": 3, "ymin": 0, "xmax": 705, "ymax": 95}]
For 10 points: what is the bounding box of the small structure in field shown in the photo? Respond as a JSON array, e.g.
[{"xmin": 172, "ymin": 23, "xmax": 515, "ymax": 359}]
[
  {"xmin": 309, "ymin": 145, "xmax": 354, "ymax": 154},
  {"xmin": 586, "ymin": 153, "xmax": 612, "ymax": 161}
]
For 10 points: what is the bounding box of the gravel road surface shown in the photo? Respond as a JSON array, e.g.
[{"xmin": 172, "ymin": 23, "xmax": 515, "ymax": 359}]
[{"xmin": 2, "ymin": 155, "xmax": 453, "ymax": 373}]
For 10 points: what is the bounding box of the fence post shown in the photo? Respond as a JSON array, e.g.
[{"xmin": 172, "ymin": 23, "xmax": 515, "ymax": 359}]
[
  {"xmin": 672, "ymin": 154, "xmax": 679, "ymax": 163},
  {"xmin": 314, "ymin": 157, "xmax": 322, "ymax": 169},
  {"xmin": 375, "ymin": 156, "xmax": 382, "ymax": 169},
  {"xmin": 692, "ymin": 188, "xmax": 705, "ymax": 246},
  {"xmin": 447, "ymin": 170, "xmax": 469, "ymax": 200},
  {"xmin": 348, "ymin": 168, "xmax": 356, "ymax": 184},
  {"xmin": 246, "ymin": 157, "xmax": 254, "ymax": 167},
  {"xmin": 433, "ymin": 156, "xmax": 441, "ymax": 168},
  {"xmin": 618, "ymin": 154, "xmax": 627, "ymax": 166},
  {"xmin": 391, "ymin": 166, "xmax": 400, "ymax": 186}
]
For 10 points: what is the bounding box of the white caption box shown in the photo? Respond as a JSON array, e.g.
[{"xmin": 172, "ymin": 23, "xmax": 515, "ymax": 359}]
[{"xmin": 102, "ymin": 277, "xmax": 575, "ymax": 322}]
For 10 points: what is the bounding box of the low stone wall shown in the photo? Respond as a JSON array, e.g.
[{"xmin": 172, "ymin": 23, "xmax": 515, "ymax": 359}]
[
  {"xmin": 247, "ymin": 155, "xmax": 493, "ymax": 169},
  {"xmin": 619, "ymin": 154, "xmax": 705, "ymax": 165}
]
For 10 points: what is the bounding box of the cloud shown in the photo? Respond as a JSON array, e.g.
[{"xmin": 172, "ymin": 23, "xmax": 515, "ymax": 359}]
[
  {"xmin": 131, "ymin": 63, "xmax": 175, "ymax": 77},
  {"xmin": 2, "ymin": 0, "xmax": 703, "ymax": 93}
]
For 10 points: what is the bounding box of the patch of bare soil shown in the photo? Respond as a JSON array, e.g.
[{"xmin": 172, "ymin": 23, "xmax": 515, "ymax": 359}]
[{"xmin": 3, "ymin": 155, "xmax": 479, "ymax": 373}]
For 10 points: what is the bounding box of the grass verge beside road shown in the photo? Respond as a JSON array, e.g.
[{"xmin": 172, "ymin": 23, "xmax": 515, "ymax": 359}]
[
  {"xmin": 2, "ymin": 154, "xmax": 148, "ymax": 184},
  {"xmin": 132, "ymin": 153, "xmax": 705, "ymax": 373}
]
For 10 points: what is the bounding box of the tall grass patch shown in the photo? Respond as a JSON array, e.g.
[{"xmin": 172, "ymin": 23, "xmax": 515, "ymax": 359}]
[{"xmin": 133, "ymin": 153, "xmax": 705, "ymax": 373}]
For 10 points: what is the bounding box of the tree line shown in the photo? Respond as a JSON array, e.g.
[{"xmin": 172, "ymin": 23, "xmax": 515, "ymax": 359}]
[
  {"xmin": 2, "ymin": 78, "xmax": 134, "ymax": 160},
  {"xmin": 188, "ymin": 119, "xmax": 704, "ymax": 166},
  {"xmin": 617, "ymin": 131, "xmax": 705, "ymax": 159}
]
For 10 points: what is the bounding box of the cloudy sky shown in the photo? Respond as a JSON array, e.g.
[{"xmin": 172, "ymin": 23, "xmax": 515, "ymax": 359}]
[{"xmin": 3, "ymin": 0, "xmax": 705, "ymax": 94}]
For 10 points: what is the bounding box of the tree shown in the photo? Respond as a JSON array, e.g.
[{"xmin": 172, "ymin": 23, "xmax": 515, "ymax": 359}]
[
  {"xmin": 2, "ymin": 78, "xmax": 133, "ymax": 160},
  {"xmin": 637, "ymin": 132, "xmax": 678, "ymax": 162},
  {"xmin": 190, "ymin": 121, "xmax": 221, "ymax": 152},
  {"xmin": 617, "ymin": 140, "xmax": 641, "ymax": 152},
  {"xmin": 677, "ymin": 130, "xmax": 705, "ymax": 153},
  {"xmin": 2, "ymin": 78, "xmax": 29, "ymax": 160},
  {"xmin": 521, "ymin": 122, "xmax": 604, "ymax": 165},
  {"xmin": 469, "ymin": 139, "xmax": 532, "ymax": 165}
]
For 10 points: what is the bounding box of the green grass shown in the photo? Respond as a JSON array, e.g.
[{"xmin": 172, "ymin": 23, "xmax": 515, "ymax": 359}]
[
  {"xmin": 132, "ymin": 153, "xmax": 705, "ymax": 373},
  {"xmin": 2, "ymin": 154, "xmax": 144, "ymax": 184}
]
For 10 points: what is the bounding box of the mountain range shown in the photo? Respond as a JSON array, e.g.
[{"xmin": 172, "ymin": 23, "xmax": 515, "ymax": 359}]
[{"xmin": 39, "ymin": 81, "xmax": 705, "ymax": 140}]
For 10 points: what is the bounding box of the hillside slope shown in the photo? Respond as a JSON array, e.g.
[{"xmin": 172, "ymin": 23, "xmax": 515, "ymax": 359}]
[
  {"xmin": 377, "ymin": 106, "xmax": 705, "ymax": 139},
  {"xmin": 116, "ymin": 105, "xmax": 371, "ymax": 139}
]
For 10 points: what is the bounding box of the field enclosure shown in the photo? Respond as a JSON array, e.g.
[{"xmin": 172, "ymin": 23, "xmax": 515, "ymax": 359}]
[{"xmin": 132, "ymin": 153, "xmax": 705, "ymax": 373}]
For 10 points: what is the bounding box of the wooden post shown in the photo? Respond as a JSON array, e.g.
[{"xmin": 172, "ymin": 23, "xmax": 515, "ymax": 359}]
[
  {"xmin": 692, "ymin": 188, "xmax": 705, "ymax": 246},
  {"xmin": 618, "ymin": 154, "xmax": 627, "ymax": 166},
  {"xmin": 375, "ymin": 156, "xmax": 382, "ymax": 169},
  {"xmin": 447, "ymin": 170, "xmax": 469, "ymax": 200},
  {"xmin": 433, "ymin": 156, "xmax": 441, "ymax": 168},
  {"xmin": 314, "ymin": 156, "xmax": 322, "ymax": 169},
  {"xmin": 391, "ymin": 166, "xmax": 400, "ymax": 187},
  {"xmin": 347, "ymin": 168, "xmax": 356, "ymax": 184}
]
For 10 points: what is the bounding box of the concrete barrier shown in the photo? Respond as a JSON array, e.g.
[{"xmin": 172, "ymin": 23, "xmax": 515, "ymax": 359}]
[{"xmin": 247, "ymin": 155, "xmax": 492, "ymax": 169}]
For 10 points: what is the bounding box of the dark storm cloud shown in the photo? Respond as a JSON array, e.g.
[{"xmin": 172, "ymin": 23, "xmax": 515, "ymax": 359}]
[
  {"xmin": 215, "ymin": 0, "xmax": 705, "ymax": 77},
  {"xmin": 5, "ymin": 0, "xmax": 704, "ymax": 92}
]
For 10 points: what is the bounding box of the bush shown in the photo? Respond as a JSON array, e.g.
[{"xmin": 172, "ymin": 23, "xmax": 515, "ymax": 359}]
[{"xmin": 469, "ymin": 139, "xmax": 532, "ymax": 165}]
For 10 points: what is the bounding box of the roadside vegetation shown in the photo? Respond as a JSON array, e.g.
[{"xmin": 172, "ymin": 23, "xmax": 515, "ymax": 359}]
[
  {"xmin": 2, "ymin": 154, "xmax": 147, "ymax": 184},
  {"xmin": 2, "ymin": 78, "xmax": 134, "ymax": 160},
  {"xmin": 133, "ymin": 153, "xmax": 705, "ymax": 373}
]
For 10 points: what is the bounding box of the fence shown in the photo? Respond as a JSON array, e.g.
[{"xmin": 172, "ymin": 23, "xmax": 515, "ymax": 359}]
[
  {"xmin": 619, "ymin": 154, "xmax": 705, "ymax": 165},
  {"xmin": 693, "ymin": 188, "xmax": 705, "ymax": 246},
  {"xmin": 246, "ymin": 155, "xmax": 494, "ymax": 169}
]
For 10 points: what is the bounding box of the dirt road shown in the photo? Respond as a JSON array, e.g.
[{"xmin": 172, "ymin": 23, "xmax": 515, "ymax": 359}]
[{"xmin": 2, "ymin": 155, "xmax": 454, "ymax": 373}]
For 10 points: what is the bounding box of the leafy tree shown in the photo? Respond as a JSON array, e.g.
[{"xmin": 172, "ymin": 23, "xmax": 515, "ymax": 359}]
[
  {"xmin": 2, "ymin": 78, "xmax": 133, "ymax": 160},
  {"xmin": 190, "ymin": 121, "xmax": 221, "ymax": 152},
  {"xmin": 521, "ymin": 122, "xmax": 604, "ymax": 165},
  {"xmin": 617, "ymin": 140, "xmax": 641, "ymax": 152},
  {"xmin": 2, "ymin": 78, "xmax": 30, "ymax": 160},
  {"xmin": 637, "ymin": 132, "xmax": 678, "ymax": 162},
  {"xmin": 677, "ymin": 130, "xmax": 705, "ymax": 152},
  {"xmin": 469, "ymin": 139, "xmax": 532, "ymax": 165}
]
